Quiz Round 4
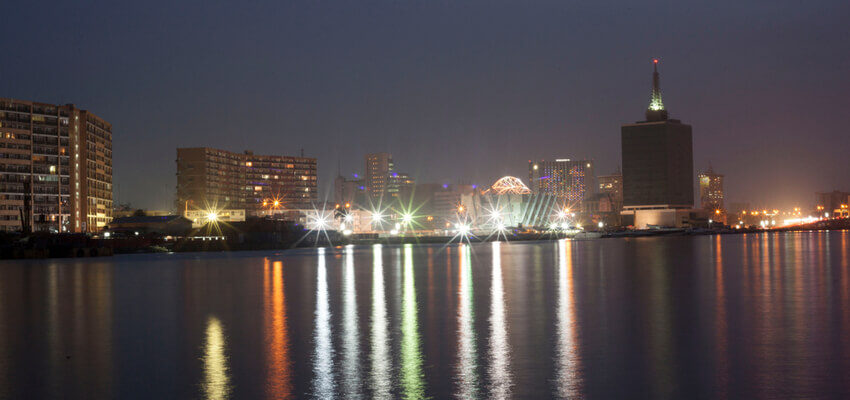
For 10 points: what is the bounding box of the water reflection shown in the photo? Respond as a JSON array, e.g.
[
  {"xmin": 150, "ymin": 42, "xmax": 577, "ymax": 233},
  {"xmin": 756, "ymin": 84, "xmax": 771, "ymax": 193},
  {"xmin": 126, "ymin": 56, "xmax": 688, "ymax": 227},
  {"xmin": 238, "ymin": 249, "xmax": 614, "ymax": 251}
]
[
  {"xmin": 312, "ymin": 248, "xmax": 335, "ymax": 399},
  {"xmin": 488, "ymin": 242, "xmax": 512, "ymax": 399},
  {"xmin": 264, "ymin": 260, "xmax": 292, "ymax": 398},
  {"xmin": 555, "ymin": 239, "xmax": 582, "ymax": 397},
  {"xmin": 370, "ymin": 244, "xmax": 393, "ymax": 399},
  {"xmin": 341, "ymin": 246, "xmax": 363, "ymax": 398},
  {"xmin": 4, "ymin": 233, "xmax": 850, "ymax": 399},
  {"xmin": 401, "ymin": 244, "xmax": 426, "ymax": 399},
  {"xmin": 712, "ymin": 236, "xmax": 729, "ymax": 398},
  {"xmin": 202, "ymin": 316, "xmax": 231, "ymax": 400},
  {"xmin": 456, "ymin": 244, "xmax": 479, "ymax": 399}
]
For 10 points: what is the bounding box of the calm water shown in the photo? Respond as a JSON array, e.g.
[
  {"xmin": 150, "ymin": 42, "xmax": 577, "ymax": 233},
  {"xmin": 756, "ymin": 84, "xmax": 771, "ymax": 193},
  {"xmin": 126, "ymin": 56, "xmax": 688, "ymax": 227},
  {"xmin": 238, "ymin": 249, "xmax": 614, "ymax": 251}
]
[{"xmin": 2, "ymin": 231, "xmax": 850, "ymax": 399}]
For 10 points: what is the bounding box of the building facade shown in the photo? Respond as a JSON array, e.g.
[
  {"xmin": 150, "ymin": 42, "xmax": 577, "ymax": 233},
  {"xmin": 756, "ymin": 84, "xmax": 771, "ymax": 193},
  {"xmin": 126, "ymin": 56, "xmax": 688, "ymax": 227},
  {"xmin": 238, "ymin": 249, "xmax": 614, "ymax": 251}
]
[
  {"xmin": 698, "ymin": 166, "xmax": 724, "ymax": 211},
  {"xmin": 333, "ymin": 174, "xmax": 365, "ymax": 206},
  {"xmin": 388, "ymin": 172, "xmax": 415, "ymax": 199},
  {"xmin": 816, "ymin": 191, "xmax": 850, "ymax": 215},
  {"xmin": 176, "ymin": 148, "xmax": 317, "ymax": 213},
  {"xmin": 0, "ymin": 98, "xmax": 112, "ymax": 233},
  {"xmin": 528, "ymin": 159, "xmax": 594, "ymax": 206},
  {"xmin": 597, "ymin": 171, "xmax": 623, "ymax": 212}
]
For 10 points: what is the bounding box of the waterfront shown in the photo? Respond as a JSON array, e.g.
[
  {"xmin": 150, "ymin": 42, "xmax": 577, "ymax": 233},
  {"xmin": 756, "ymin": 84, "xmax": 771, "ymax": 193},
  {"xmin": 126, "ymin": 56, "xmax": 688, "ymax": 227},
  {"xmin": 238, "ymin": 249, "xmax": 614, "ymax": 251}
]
[{"xmin": 2, "ymin": 231, "xmax": 850, "ymax": 399}]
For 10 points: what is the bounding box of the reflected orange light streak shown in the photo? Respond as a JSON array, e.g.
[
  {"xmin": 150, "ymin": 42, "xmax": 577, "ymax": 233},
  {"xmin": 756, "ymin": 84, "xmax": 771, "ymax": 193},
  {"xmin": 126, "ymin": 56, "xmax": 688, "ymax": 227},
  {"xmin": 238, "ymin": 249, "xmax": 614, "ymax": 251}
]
[
  {"xmin": 264, "ymin": 260, "xmax": 292, "ymax": 398},
  {"xmin": 713, "ymin": 236, "xmax": 729, "ymax": 397}
]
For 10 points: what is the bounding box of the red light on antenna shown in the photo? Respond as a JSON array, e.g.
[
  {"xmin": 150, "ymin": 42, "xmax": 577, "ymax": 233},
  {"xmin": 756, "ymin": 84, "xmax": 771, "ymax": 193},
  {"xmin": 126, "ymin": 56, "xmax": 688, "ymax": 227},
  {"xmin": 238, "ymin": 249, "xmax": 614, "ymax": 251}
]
[{"xmin": 653, "ymin": 59, "xmax": 659, "ymax": 64}]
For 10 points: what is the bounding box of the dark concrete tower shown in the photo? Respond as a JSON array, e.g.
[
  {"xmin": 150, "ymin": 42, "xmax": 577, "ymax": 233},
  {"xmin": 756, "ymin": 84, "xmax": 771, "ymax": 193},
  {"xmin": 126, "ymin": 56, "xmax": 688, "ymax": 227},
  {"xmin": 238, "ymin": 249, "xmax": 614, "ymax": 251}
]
[{"xmin": 621, "ymin": 60, "xmax": 694, "ymax": 212}]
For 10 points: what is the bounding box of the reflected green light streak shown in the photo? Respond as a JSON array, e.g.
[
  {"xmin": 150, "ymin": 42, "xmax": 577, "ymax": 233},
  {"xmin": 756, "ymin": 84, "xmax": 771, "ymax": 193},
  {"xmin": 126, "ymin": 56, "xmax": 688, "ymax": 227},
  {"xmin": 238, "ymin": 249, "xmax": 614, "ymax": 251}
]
[
  {"xmin": 342, "ymin": 245, "xmax": 362, "ymax": 398},
  {"xmin": 202, "ymin": 316, "xmax": 231, "ymax": 400},
  {"xmin": 401, "ymin": 244, "xmax": 426, "ymax": 399},
  {"xmin": 488, "ymin": 242, "xmax": 512, "ymax": 399},
  {"xmin": 456, "ymin": 244, "xmax": 479, "ymax": 399},
  {"xmin": 370, "ymin": 244, "xmax": 392, "ymax": 399},
  {"xmin": 312, "ymin": 248, "xmax": 335, "ymax": 399}
]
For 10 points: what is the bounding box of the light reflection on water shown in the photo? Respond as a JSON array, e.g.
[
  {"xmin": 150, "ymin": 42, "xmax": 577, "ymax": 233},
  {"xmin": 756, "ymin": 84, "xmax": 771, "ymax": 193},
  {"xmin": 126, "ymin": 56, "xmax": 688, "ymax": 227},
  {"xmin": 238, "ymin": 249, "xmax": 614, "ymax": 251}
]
[
  {"xmin": 311, "ymin": 248, "xmax": 334, "ymax": 399},
  {"xmin": 369, "ymin": 244, "xmax": 393, "ymax": 399},
  {"xmin": 455, "ymin": 244, "xmax": 479, "ymax": 399},
  {"xmin": 340, "ymin": 246, "xmax": 362, "ymax": 399},
  {"xmin": 488, "ymin": 241, "xmax": 512, "ymax": 399},
  {"xmin": 264, "ymin": 259, "xmax": 292, "ymax": 398},
  {"xmin": 202, "ymin": 316, "xmax": 230, "ymax": 400},
  {"xmin": 400, "ymin": 244, "xmax": 426, "ymax": 399},
  {"xmin": 555, "ymin": 239, "xmax": 582, "ymax": 397},
  {"xmin": 3, "ymin": 232, "xmax": 850, "ymax": 399}
]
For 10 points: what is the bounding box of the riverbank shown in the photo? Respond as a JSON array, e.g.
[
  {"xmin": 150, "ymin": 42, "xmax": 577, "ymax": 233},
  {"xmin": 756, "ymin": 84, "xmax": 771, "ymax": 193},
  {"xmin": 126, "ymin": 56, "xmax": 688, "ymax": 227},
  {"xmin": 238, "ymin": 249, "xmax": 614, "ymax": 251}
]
[{"xmin": 4, "ymin": 224, "xmax": 847, "ymax": 259}]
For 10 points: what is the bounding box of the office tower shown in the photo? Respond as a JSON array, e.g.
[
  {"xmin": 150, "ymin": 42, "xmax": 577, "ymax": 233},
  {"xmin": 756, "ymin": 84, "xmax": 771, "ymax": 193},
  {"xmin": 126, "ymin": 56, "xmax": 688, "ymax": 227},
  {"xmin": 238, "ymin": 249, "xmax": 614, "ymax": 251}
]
[
  {"xmin": 698, "ymin": 166, "xmax": 724, "ymax": 210},
  {"xmin": 0, "ymin": 98, "xmax": 112, "ymax": 232},
  {"xmin": 176, "ymin": 147, "xmax": 317, "ymax": 212},
  {"xmin": 528, "ymin": 159, "xmax": 594, "ymax": 205},
  {"xmin": 620, "ymin": 60, "xmax": 694, "ymax": 227}
]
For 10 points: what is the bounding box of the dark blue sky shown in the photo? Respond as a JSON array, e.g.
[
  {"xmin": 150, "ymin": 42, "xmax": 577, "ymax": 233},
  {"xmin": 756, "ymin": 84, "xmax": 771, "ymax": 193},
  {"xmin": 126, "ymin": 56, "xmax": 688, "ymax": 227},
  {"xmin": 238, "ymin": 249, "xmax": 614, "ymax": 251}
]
[{"xmin": 3, "ymin": 0, "xmax": 849, "ymax": 210}]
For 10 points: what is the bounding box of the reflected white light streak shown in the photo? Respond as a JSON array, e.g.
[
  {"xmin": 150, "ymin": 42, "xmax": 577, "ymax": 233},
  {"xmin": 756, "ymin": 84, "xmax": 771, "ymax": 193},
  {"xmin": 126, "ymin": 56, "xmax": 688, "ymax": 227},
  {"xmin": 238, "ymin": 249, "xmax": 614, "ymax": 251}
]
[
  {"xmin": 401, "ymin": 244, "xmax": 426, "ymax": 399},
  {"xmin": 202, "ymin": 316, "xmax": 231, "ymax": 400},
  {"xmin": 341, "ymin": 246, "xmax": 362, "ymax": 398},
  {"xmin": 312, "ymin": 248, "xmax": 335, "ymax": 399},
  {"xmin": 456, "ymin": 244, "xmax": 479, "ymax": 399},
  {"xmin": 488, "ymin": 242, "xmax": 512, "ymax": 399},
  {"xmin": 370, "ymin": 244, "xmax": 392, "ymax": 399},
  {"xmin": 555, "ymin": 239, "xmax": 582, "ymax": 397}
]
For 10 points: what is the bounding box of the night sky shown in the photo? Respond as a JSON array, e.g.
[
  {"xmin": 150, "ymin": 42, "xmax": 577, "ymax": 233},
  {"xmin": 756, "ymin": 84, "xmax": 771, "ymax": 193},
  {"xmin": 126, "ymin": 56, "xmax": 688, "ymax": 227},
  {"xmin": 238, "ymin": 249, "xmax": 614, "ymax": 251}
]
[{"xmin": 3, "ymin": 0, "xmax": 849, "ymax": 210}]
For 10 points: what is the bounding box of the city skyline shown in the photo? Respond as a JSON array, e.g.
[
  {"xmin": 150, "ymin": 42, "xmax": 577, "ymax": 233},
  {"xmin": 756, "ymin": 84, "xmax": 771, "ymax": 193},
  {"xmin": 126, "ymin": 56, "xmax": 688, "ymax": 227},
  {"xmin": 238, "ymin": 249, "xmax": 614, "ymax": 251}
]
[{"xmin": 2, "ymin": 1, "xmax": 848, "ymax": 211}]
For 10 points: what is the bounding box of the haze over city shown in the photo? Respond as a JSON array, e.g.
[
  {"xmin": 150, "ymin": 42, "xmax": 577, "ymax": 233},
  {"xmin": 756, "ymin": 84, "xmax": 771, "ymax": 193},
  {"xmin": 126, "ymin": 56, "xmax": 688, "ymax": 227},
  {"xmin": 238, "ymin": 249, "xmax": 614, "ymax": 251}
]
[{"xmin": 3, "ymin": 0, "xmax": 848, "ymax": 210}]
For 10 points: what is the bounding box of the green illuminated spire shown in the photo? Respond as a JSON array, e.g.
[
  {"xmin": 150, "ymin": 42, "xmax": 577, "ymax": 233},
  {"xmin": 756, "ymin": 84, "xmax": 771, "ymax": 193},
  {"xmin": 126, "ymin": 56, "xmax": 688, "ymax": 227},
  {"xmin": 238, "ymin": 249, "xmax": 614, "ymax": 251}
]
[{"xmin": 646, "ymin": 59, "xmax": 668, "ymax": 121}]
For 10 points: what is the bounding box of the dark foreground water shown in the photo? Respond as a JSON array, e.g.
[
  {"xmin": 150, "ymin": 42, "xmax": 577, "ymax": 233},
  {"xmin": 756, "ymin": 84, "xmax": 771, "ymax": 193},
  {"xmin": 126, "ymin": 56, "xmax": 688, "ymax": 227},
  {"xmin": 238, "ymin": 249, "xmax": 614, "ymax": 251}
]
[{"xmin": 2, "ymin": 231, "xmax": 850, "ymax": 399}]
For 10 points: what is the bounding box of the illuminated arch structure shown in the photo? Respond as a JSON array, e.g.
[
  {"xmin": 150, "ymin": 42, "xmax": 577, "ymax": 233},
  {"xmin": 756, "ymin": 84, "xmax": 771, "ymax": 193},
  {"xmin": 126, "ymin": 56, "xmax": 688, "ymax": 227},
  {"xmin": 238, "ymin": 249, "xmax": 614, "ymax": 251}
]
[
  {"xmin": 480, "ymin": 176, "xmax": 558, "ymax": 227},
  {"xmin": 489, "ymin": 176, "xmax": 531, "ymax": 195}
]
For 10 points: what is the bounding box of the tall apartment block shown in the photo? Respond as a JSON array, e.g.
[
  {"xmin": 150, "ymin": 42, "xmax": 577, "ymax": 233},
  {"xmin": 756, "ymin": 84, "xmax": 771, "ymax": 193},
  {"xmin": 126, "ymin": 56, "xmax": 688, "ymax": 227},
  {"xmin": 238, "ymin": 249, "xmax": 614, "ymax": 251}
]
[
  {"xmin": 365, "ymin": 152, "xmax": 393, "ymax": 199},
  {"xmin": 0, "ymin": 98, "xmax": 112, "ymax": 233},
  {"xmin": 176, "ymin": 147, "xmax": 317, "ymax": 212}
]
